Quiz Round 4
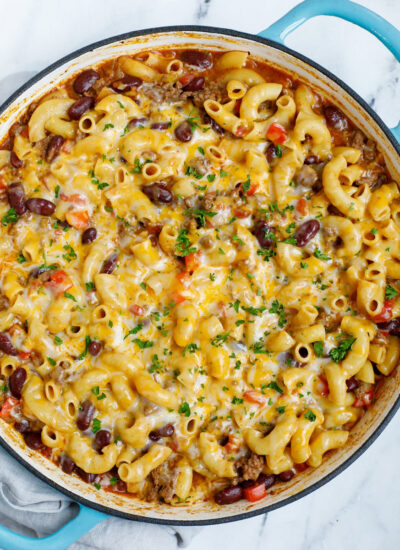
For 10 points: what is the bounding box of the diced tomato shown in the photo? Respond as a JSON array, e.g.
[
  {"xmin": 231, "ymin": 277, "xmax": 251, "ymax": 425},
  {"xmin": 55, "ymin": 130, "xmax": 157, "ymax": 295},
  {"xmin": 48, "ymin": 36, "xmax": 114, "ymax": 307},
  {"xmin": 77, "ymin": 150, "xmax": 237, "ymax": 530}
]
[
  {"xmin": 171, "ymin": 292, "xmax": 185, "ymax": 306},
  {"xmin": 354, "ymin": 389, "xmax": 374, "ymax": 408},
  {"xmin": 176, "ymin": 271, "xmax": 190, "ymax": 288},
  {"xmin": 60, "ymin": 193, "xmax": 87, "ymax": 205},
  {"xmin": 233, "ymin": 208, "xmax": 251, "ymax": 219},
  {"xmin": 179, "ymin": 74, "xmax": 196, "ymax": 86},
  {"xmin": 185, "ymin": 251, "xmax": 201, "ymax": 273},
  {"xmin": 235, "ymin": 125, "xmax": 247, "ymax": 138},
  {"xmin": 234, "ymin": 99, "xmax": 242, "ymax": 116},
  {"xmin": 0, "ymin": 397, "xmax": 19, "ymax": 418},
  {"xmin": 18, "ymin": 351, "xmax": 31, "ymax": 361},
  {"xmin": 296, "ymin": 197, "xmax": 308, "ymax": 217},
  {"xmin": 244, "ymin": 483, "xmax": 266, "ymax": 502},
  {"xmin": 61, "ymin": 140, "xmax": 73, "ymax": 154},
  {"xmin": 371, "ymin": 299, "xmax": 394, "ymax": 323},
  {"xmin": 266, "ymin": 122, "xmax": 288, "ymax": 145},
  {"xmin": 225, "ymin": 435, "xmax": 241, "ymax": 453},
  {"xmin": 130, "ymin": 304, "xmax": 144, "ymax": 316},
  {"xmin": 45, "ymin": 270, "xmax": 73, "ymax": 295},
  {"xmin": 0, "ymin": 178, "xmax": 6, "ymax": 190},
  {"xmin": 243, "ymin": 390, "xmax": 266, "ymax": 406},
  {"xmin": 241, "ymin": 182, "xmax": 259, "ymax": 196},
  {"xmin": 65, "ymin": 210, "xmax": 89, "ymax": 230},
  {"xmin": 316, "ymin": 374, "xmax": 329, "ymax": 397},
  {"xmin": 295, "ymin": 462, "xmax": 308, "ymax": 473}
]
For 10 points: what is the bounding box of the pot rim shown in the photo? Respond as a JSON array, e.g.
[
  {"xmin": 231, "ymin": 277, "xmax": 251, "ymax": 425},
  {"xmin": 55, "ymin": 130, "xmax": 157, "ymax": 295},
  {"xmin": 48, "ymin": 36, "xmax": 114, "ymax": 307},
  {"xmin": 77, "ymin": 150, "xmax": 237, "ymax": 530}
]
[{"xmin": 0, "ymin": 24, "xmax": 399, "ymax": 526}]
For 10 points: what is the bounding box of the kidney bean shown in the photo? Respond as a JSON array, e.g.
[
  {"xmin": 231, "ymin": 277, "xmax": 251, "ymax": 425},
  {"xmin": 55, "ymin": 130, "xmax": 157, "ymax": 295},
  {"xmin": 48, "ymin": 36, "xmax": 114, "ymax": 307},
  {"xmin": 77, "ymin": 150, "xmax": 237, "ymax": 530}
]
[
  {"xmin": 304, "ymin": 154, "xmax": 320, "ymax": 165},
  {"xmin": 82, "ymin": 227, "xmax": 97, "ymax": 244},
  {"xmin": 100, "ymin": 253, "xmax": 118, "ymax": 274},
  {"xmin": 9, "ymin": 367, "xmax": 26, "ymax": 398},
  {"xmin": 378, "ymin": 318, "xmax": 400, "ymax": 336},
  {"xmin": 260, "ymin": 473, "xmax": 276, "ymax": 489},
  {"xmin": 142, "ymin": 181, "xmax": 173, "ymax": 204},
  {"xmin": 68, "ymin": 97, "xmax": 95, "ymax": 120},
  {"xmin": 151, "ymin": 122, "xmax": 170, "ymax": 130},
  {"xmin": 129, "ymin": 117, "xmax": 148, "ymax": 129},
  {"xmin": 14, "ymin": 419, "xmax": 30, "ymax": 434},
  {"xmin": 346, "ymin": 377, "xmax": 359, "ymax": 392},
  {"xmin": 265, "ymin": 143, "xmax": 277, "ymax": 163},
  {"xmin": 7, "ymin": 182, "xmax": 27, "ymax": 215},
  {"xmin": 75, "ymin": 466, "xmax": 97, "ymax": 483},
  {"xmin": 95, "ymin": 429, "xmax": 112, "ymax": 450},
  {"xmin": 26, "ymin": 198, "xmax": 56, "ymax": 216},
  {"xmin": 182, "ymin": 76, "xmax": 205, "ymax": 92},
  {"xmin": 181, "ymin": 50, "xmax": 213, "ymax": 69},
  {"xmin": 324, "ymin": 106, "xmax": 348, "ymax": 131},
  {"xmin": 24, "ymin": 431, "xmax": 45, "ymax": 451},
  {"xmin": 214, "ymin": 485, "xmax": 243, "ymax": 505},
  {"xmin": 10, "ymin": 151, "xmax": 23, "ymax": 169},
  {"xmin": 203, "ymin": 113, "xmax": 224, "ymax": 135},
  {"xmin": 77, "ymin": 400, "xmax": 95, "ymax": 431},
  {"xmin": 174, "ymin": 121, "xmax": 193, "ymax": 142},
  {"xmin": 0, "ymin": 332, "xmax": 17, "ymax": 356},
  {"xmin": 253, "ymin": 220, "xmax": 275, "ymax": 249},
  {"xmin": 111, "ymin": 75, "xmax": 142, "ymax": 93},
  {"xmin": 45, "ymin": 135, "xmax": 65, "ymax": 163},
  {"xmin": 279, "ymin": 469, "xmax": 295, "ymax": 482},
  {"xmin": 88, "ymin": 340, "xmax": 102, "ymax": 356},
  {"xmin": 294, "ymin": 219, "xmax": 320, "ymax": 247},
  {"xmin": 149, "ymin": 423, "xmax": 175, "ymax": 441},
  {"xmin": 60, "ymin": 455, "xmax": 76, "ymax": 474},
  {"xmin": 73, "ymin": 69, "xmax": 99, "ymax": 95}
]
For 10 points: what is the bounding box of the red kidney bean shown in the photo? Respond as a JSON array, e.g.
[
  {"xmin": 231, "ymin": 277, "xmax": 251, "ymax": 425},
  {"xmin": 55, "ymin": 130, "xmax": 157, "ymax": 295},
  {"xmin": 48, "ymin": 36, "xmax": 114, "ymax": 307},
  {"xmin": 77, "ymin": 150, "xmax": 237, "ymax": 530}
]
[
  {"xmin": 294, "ymin": 219, "xmax": 320, "ymax": 247},
  {"xmin": 77, "ymin": 400, "xmax": 95, "ymax": 431},
  {"xmin": 214, "ymin": 485, "xmax": 243, "ymax": 505},
  {"xmin": 203, "ymin": 113, "xmax": 224, "ymax": 135},
  {"xmin": 88, "ymin": 340, "xmax": 102, "ymax": 356},
  {"xmin": 346, "ymin": 377, "xmax": 359, "ymax": 392},
  {"xmin": 14, "ymin": 419, "xmax": 30, "ymax": 433},
  {"xmin": 182, "ymin": 76, "xmax": 205, "ymax": 92},
  {"xmin": 265, "ymin": 143, "xmax": 277, "ymax": 163},
  {"xmin": 45, "ymin": 135, "xmax": 65, "ymax": 163},
  {"xmin": 279, "ymin": 469, "xmax": 295, "ymax": 482},
  {"xmin": 75, "ymin": 466, "xmax": 97, "ymax": 483},
  {"xmin": 0, "ymin": 332, "xmax": 17, "ymax": 356},
  {"xmin": 181, "ymin": 50, "xmax": 213, "ymax": 69},
  {"xmin": 26, "ymin": 198, "xmax": 56, "ymax": 216},
  {"xmin": 60, "ymin": 455, "xmax": 76, "ymax": 474},
  {"xmin": 174, "ymin": 121, "xmax": 193, "ymax": 142},
  {"xmin": 100, "ymin": 253, "xmax": 118, "ymax": 274},
  {"xmin": 149, "ymin": 423, "xmax": 175, "ymax": 441},
  {"xmin": 95, "ymin": 429, "xmax": 112, "ymax": 450},
  {"xmin": 7, "ymin": 182, "xmax": 27, "ymax": 215},
  {"xmin": 324, "ymin": 106, "xmax": 348, "ymax": 131},
  {"xmin": 142, "ymin": 181, "xmax": 173, "ymax": 204},
  {"xmin": 73, "ymin": 69, "xmax": 100, "ymax": 95},
  {"xmin": 304, "ymin": 154, "xmax": 320, "ymax": 165},
  {"xmin": 253, "ymin": 220, "xmax": 275, "ymax": 249},
  {"xmin": 151, "ymin": 122, "xmax": 170, "ymax": 130},
  {"xmin": 10, "ymin": 151, "xmax": 23, "ymax": 169},
  {"xmin": 111, "ymin": 75, "xmax": 142, "ymax": 92},
  {"xmin": 82, "ymin": 227, "xmax": 97, "ymax": 244},
  {"xmin": 129, "ymin": 117, "xmax": 148, "ymax": 129},
  {"xmin": 378, "ymin": 319, "xmax": 400, "ymax": 336},
  {"xmin": 240, "ymin": 473, "xmax": 276, "ymax": 490},
  {"xmin": 24, "ymin": 431, "xmax": 45, "ymax": 451},
  {"xmin": 68, "ymin": 97, "xmax": 95, "ymax": 120},
  {"xmin": 9, "ymin": 367, "xmax": 26, "ymax": 398}
]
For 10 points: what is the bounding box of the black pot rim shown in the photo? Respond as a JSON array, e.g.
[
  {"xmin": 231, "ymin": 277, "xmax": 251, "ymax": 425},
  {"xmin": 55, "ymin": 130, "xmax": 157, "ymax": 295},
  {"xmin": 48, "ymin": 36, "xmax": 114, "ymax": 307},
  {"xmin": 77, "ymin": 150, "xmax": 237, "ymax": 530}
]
[{"xmin": 0, "ymin": 24, "xmax": 399, "ymax": 527}]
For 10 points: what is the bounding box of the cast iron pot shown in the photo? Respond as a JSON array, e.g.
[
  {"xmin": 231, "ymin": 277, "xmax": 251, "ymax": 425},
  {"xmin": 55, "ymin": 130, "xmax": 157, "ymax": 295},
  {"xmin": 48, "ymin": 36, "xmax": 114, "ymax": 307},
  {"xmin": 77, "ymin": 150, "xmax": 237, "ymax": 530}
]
[{"xmin": 0, "ymin": 0, "xmax": 400, "ymax": 547}]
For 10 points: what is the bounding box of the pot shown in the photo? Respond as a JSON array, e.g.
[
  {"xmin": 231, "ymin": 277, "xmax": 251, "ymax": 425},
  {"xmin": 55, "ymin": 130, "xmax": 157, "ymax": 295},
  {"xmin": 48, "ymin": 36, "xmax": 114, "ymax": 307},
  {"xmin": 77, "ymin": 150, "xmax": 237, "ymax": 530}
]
[{"xmin": 0, "ymin": 0, "xmax": 399, "ymax": 548}]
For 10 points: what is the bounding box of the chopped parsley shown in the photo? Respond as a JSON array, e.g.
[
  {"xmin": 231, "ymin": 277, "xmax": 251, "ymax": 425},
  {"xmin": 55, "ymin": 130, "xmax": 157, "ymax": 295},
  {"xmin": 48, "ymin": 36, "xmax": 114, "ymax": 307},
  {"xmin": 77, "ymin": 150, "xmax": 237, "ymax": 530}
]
[
  {"xmin": 47, "ymin": 357, "xmax": 56, "ymax": 366},
  {"xmin": 54, "ymin": 336, "xmax": 63, "ymax": 346},
  {"xmin": 267, "ymin": 381, "xmax": 283, "ymax": 394},
  {"xmin": 313, "ymin": 248, "xmax": 331, "ymax": 261},
  {"xmin": 268, "ymin": 300, "xmax": 287, "ymax": 328},
  {"xmin": 149, "ymin": 354, "xmax": 164, "ymax": 373},
  {"xmin": 182, "ymin": 343, "xmax": 200, "ymax": 356},
  {"xmin": 329, "ymin": 334, "xmax": 356, "ymax": 363},
  {"xmin": 232, "ymin": 396, "xmax": 244, "ymax": 405},
  {"xmin": 175, "ymin": 229, "xmax": 197, "ymax": 257},
  {"xmin": 85, "ymin": 282, "xmax": 95, "ymax": 291},
  {"xmin": 304, "ymin": 409, "xmax": 316, "ymax": 422},
  {"xmin": 276, "ymin": 406, "xmax": 286, "ymax": 414},
  {"xmin": 103, "ymin": 123, "xmax": 114, "ymax": 131},
  {"xmin": 178, "ymin": 402, "xmax": 191, "ymax": 416},
  {"xmin": 2, "ymin": 208, "xmax": 18, "ymax": 226},
  {"xmin": 207, "ymin": 174, "xmax": 216, "ymax": 183},
  {"xmin": 124, "ymin": 324, "xmax": 143, "ymax": 339},
  {"xmin": 64, "ymin": 291, "xmax": 77, "ymax": 302},
  {"xmin": 17, "ymin": 253, "xmax": 27, "ymax": 263},
  {"xmin": 210, "ymin": 331, "xmax": 231, "ymax": 347},
  {"xmin": 313, "ymin": 341, "xmax": 324, "ymax": 358},
  {"xmin": 133, "ymin": 339, "xmax": 153, "ymax": 349},
  {"xmin": 92, "ymin": 418, "xmax": 101, "ymax": 434},
  {"xmin": 78, "ymin": 335, "xmax": 92, "ymax": 360},
  {"xmin": 185, "ymin": 208, "xmax": 217, "ymax": 227},
  {"xmin": 185, "ymin": 165, "xmax": 203, "ymax": 180},
  {"xmin": 385, "ymin": 285, "xmax": 398, "ymax": 300}
]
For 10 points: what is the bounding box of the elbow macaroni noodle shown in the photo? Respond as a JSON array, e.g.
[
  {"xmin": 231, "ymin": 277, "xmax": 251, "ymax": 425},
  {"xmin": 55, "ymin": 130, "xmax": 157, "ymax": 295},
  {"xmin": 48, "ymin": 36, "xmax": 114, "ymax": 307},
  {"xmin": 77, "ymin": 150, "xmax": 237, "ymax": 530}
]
[{"xmin": 0, "ymin": 47, "xmax": 397, "ymax": 506}]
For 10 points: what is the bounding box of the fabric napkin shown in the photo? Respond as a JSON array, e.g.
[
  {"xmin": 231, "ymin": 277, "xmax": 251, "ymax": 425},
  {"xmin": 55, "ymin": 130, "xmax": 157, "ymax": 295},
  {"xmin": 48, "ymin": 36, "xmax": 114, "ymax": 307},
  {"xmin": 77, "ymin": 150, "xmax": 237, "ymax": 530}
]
[{"xmin": 0, "ymin": 446, "xmax": 201, "ymax": 550}]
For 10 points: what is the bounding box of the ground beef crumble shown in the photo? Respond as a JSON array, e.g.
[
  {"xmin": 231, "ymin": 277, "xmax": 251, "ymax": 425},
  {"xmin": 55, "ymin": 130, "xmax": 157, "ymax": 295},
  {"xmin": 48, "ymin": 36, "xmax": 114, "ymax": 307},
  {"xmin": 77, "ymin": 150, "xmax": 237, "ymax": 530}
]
[{"xmin": 235, "ymin": 452, "xmax": 265, "ymax": 481}]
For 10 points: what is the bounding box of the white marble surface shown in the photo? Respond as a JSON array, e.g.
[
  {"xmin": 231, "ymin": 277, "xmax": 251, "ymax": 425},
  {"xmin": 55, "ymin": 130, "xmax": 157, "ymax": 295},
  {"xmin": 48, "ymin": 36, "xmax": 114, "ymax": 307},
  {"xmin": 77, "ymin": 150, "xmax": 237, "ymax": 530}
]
[{"xmin": 1, "ymin": 0, "xmax": 400, "ymax": 548}]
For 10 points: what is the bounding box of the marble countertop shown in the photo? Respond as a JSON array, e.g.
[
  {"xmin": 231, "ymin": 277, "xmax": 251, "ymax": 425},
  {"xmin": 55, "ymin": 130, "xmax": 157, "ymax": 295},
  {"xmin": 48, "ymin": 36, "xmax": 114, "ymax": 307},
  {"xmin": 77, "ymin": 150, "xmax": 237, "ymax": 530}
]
[{"xmin": 1, "ymin": 0, "xmax": 400, "ymax": 549}]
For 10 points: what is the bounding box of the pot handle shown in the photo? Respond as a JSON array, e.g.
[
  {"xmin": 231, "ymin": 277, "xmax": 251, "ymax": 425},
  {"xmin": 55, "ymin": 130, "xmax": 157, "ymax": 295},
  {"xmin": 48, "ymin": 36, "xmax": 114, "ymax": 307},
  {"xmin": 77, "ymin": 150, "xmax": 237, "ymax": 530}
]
[
  {"xmin": 258, "ymin": 0, "xmax": 400, "ymax": 141},
  {"xmin": 0, "ymin": 503, "xmax": 107, "ymax": 550}
]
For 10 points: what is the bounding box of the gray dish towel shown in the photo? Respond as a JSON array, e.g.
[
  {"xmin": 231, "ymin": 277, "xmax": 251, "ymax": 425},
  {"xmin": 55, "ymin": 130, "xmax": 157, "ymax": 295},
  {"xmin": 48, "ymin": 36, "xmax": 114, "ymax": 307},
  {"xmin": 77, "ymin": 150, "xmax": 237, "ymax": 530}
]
[{"xmin": 0, "ymin": 446, "xmax": 201, "ymax": 549}]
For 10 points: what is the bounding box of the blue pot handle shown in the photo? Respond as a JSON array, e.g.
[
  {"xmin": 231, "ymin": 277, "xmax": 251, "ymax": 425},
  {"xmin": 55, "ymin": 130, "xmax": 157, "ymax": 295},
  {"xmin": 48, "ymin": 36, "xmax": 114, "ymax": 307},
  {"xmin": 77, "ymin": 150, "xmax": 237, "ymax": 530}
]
[
  {"xmin": 0, "ymin": 503, "xmax": 107, "ymax": 550},
  {"xmin": 258, "ymin": 0, "xmax": 400, "ymax": 141}
]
